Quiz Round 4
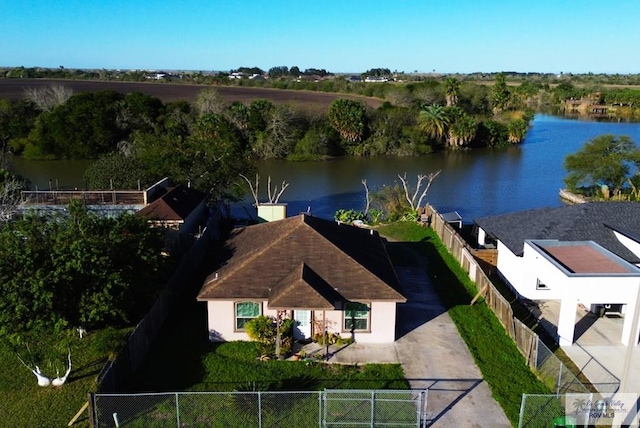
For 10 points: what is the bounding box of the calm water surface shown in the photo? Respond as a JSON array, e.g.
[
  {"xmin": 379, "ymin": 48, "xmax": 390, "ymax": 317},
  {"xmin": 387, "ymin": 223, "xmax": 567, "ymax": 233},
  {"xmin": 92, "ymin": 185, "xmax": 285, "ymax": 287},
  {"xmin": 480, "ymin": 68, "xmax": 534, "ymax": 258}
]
[{"xmin": 12, "ymin": 115, "xmax": 640, "ymax": 222}]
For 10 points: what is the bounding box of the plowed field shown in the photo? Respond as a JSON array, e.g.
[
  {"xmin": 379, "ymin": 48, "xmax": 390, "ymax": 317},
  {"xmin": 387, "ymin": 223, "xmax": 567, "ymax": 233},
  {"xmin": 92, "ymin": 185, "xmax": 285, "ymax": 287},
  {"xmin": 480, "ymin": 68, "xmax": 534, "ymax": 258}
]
[{"xmin": 0, "ymin": 79, "xmax": 383, "ymax": 110}]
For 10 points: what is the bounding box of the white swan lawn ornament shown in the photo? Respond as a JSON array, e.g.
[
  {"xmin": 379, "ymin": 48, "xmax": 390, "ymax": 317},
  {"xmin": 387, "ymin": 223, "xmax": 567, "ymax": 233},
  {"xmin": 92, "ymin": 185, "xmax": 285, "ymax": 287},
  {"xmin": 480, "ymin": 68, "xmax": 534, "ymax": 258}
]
[
  {"xmin": 52, "ymin": 349, "xmax": 72, "ymax": 386},
  {"xmin": 17, "ymin": 356, "xmax": 52, "ymax": 387}
]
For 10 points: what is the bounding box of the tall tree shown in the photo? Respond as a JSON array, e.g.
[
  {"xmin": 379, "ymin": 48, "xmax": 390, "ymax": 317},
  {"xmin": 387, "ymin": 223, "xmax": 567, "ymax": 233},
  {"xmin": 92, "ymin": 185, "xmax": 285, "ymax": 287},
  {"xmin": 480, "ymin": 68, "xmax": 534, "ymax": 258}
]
[
  {"xmin": 327, "ymin": 99, "xmax": 368, "ymax": 147},
  {"xmin": 417, "ymin": 105, "xmax": 450, "ymax": 142},
  {"xmin": 564, "ymin": 134, "xmax": 640, "ymax": 197},
  {"xmin": 491, "ymin": 73, "xmax": 511, "ymax": 113},
  {"xmin": 446, "ymin": 109, "xmax": 477, "ymax": 147},
  {"xmin": 0, "ymin": 202, "xmax": 164, "ymax": 335},
  {"xmin": 443, "ymin": 77, "xmax": 461, "ymax": 107},
  {"xmin": 507, "ymin": 118, "xmax": 528, "ymax": 143}
]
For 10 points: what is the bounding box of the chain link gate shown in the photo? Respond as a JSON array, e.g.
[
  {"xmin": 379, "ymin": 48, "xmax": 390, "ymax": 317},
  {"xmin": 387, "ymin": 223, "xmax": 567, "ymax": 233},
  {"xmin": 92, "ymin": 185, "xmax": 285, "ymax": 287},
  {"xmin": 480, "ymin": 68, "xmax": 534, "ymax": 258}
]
[
  {"xmin": 92, "ymin": 389, "xmax": 428, "ymax": 427},
  {"xmin": 322, "ymin": 389, "xmax": 428, "ymax": 427}
]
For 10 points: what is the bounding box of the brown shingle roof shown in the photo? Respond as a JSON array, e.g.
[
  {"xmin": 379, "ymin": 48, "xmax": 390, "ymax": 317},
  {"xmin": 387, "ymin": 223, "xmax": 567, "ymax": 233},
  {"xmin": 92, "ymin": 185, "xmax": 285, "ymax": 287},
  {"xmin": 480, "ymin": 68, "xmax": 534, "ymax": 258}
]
[
  {"xmin": 268, "ymin": 263, "xmax": 340, "ymax": 309},
  {"xmin": 197, "ymin": 214, "xmax": 405, "ymax": 308},
  {"xmin": 137, "ymin": 185, "xmax": 206, "ymax": 221}
]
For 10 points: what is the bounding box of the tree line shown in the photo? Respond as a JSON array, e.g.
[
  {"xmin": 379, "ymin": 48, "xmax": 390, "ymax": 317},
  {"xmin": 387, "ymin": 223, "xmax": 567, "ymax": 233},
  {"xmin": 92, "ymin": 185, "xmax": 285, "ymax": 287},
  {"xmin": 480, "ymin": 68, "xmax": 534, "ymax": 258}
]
[{"xmin": 0, "ymin": 75, "xmax": 537, "ymax": 193}]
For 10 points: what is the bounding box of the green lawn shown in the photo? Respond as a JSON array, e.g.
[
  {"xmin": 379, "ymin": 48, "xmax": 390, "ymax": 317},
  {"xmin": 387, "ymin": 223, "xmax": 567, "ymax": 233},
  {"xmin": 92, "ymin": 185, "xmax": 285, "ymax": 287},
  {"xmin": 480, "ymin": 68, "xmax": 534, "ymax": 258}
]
[
  {"xmin": 127, "ymin": 298, "xmax": 408, "ymax": 393},
  {"xmin": 377, "ymin": 222, "xmax": 552, "ymax": 425},
  {"xmin": 0, "ymin": 327, "xmax": 131, "ymax": 428}
]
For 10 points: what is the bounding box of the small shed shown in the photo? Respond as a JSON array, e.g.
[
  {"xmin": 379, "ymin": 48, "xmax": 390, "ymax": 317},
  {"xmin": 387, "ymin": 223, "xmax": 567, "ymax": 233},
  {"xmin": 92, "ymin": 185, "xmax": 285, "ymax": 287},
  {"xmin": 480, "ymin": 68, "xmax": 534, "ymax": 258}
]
[{"xmin": 441, "ymin": 211, "xmax": 463, "ymax": 229}]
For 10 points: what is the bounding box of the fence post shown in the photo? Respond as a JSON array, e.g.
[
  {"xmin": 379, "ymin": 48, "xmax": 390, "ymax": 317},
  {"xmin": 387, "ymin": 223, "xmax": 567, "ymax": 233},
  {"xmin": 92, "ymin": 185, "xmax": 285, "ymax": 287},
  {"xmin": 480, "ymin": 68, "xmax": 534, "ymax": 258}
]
[
  {"xmin": 557, "ymin": 362, "xmax": 563, "ymax": 396},
  {"xmin": 518, "ymin": 394, "xmax": 527, "ymax": 428},
  {"xmin": 258, "ymin": 392, "xmax": 262, "ymax": 428},
  {"xmin": 319, "ymin": 391, "xmax": 323, "ymax": 428},
  {"xmin": 87, "ymin": 392, "xmax": 95, "ymax": 428},
  {"xmin": 175, "ymin": 392, "xmax": 180, "ymax": 428},
  {"xmin": 370, "ymin": 390, "xmax": 375, "ymax": 428}
]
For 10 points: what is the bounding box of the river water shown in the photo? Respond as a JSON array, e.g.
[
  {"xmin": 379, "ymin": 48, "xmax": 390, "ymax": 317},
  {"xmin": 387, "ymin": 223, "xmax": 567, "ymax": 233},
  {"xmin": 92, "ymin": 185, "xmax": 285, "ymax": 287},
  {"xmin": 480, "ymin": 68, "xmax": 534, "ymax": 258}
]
[{"xmin": 11, "ymin": 114, "xmax": 640, "ymax": 222}]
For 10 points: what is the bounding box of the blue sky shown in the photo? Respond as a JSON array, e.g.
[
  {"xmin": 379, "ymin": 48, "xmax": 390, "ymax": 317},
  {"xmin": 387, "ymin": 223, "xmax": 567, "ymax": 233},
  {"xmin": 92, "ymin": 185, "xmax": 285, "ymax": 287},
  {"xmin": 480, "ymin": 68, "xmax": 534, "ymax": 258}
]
[{"xmin": 2, "ymin": 0, "xmax": 638, "ymax": 74}]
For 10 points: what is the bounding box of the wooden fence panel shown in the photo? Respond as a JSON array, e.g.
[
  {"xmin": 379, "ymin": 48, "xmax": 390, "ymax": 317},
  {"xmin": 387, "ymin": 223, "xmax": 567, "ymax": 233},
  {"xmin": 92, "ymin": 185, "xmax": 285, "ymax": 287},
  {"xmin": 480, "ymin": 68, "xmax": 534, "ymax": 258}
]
[
  {"xmin": 426, "ymin": 204, "xmax": 539, "ymax": 365},
  {"xmin": 97, "ymin": 222, "xmax": 216, "ymax": 392}
]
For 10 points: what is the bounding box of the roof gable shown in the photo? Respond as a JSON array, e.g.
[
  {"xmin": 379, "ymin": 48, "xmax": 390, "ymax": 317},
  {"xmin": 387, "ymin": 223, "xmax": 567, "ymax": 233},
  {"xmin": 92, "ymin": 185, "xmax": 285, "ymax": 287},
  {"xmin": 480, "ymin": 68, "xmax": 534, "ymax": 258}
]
[
  {"xmin": 137, "ymin": 185, "xmax": 206, "ymax": 221},
  {"xmin": 198, "ymin": 214, "xmax": 405, "ymax": 305},
  {"xmin": 475, "ymin": 202, "xmax": 640, "ymax": 263},
  {"xmin": 268, "ymin": 263, "xmax": 342, "ymax": 309}
]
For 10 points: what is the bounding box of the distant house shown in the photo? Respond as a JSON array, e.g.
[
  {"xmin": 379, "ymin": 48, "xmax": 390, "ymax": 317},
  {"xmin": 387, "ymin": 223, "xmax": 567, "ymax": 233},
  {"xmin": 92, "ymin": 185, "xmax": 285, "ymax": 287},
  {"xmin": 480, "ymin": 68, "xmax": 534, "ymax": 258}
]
[
  {"xmin": 197, "ymin": 213, "xmax": 406, "ymax": 344},
  {"xmin": 136, "ymin": 184, "xmax": 207, "ymax": 234},
  {"xmin": 364, "ymin": 76, "xmax": 389, "ymax": 83},
  {"xmin": 228, "ymin": 72, "xmax": 245, "ymax": 80},
  {"xmin": 475, "ymin": 202, "xmax": 640, "ymax": 346}
]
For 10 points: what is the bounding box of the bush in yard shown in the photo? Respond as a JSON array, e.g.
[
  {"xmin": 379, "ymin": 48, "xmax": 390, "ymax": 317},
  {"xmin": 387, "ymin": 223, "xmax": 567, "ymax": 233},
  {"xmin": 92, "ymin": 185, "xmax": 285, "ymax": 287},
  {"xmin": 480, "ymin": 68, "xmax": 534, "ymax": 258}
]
[
  {"xmin": 334, "ymin": 209, "xmax": 366, "ymax": 223},
  {"xmin": 245, "ymin": 315, "xmax": 294, "ymax": 356},
  {"xmin": 0, "ymin": 200, "xmax": 165, "ymax": 337}
]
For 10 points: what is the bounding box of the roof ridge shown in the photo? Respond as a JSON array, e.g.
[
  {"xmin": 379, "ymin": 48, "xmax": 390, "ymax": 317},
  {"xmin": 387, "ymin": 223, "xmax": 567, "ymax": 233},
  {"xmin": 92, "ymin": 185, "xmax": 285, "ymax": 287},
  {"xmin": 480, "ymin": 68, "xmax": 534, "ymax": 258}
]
[
  {"xmin": 301, "ymin": 217, "xmax": 403, "ymax": 299},
  {"xmin": 201, "ymin": 215, "xmax": 305, "ymax": 291}
]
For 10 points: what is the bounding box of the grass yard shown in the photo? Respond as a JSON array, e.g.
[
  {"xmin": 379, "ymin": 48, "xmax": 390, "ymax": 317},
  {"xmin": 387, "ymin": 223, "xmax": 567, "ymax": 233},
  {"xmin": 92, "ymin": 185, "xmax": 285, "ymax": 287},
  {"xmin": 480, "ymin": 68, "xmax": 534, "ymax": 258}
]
[
  {"xmin": 127, "ymin": 298, "xmax": 408, "ymax": 393},
  {"xmin": 377, "ymin": 222, "xmax": 552, "ymax": 425},
  {"xmin": 0, "ymin": 327, "xmax": 132, "ymax": 428}
]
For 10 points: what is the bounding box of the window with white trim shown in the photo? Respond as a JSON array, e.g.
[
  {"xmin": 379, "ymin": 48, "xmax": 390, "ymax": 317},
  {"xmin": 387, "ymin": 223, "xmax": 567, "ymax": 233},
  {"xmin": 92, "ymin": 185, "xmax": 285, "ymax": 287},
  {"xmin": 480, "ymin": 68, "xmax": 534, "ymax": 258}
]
[
  {"xmin": 344, "ymin": 302, "xmax": 370, "ymax": 331},
  {"xmin": 235, "ymin": 301, "xmax": 261, "ymax": 330}
]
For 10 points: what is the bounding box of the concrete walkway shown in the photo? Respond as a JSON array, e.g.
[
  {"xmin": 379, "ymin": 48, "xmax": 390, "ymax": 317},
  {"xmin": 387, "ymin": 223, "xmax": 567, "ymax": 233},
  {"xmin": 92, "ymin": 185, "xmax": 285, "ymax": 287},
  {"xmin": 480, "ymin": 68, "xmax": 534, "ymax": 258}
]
[{"xmin": 321, "ymin": 267, "xmax": 510, "ymax": 427}]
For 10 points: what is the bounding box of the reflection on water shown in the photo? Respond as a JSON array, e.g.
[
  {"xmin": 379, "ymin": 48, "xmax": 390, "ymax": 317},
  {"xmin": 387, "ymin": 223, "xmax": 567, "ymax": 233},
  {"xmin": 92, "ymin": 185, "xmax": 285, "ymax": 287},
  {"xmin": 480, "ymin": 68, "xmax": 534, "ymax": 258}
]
[{"xmin": 10, "ymin": 115, "xmax": 640, "ymax": 222}]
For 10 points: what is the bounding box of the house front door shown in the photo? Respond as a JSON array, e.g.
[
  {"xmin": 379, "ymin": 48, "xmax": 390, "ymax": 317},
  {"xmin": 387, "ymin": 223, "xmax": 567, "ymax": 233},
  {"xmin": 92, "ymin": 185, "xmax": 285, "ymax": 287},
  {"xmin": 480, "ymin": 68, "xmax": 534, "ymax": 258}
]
[{"xmin": 293, "ymin": 310, "xmax": 312, "ymax": 340}]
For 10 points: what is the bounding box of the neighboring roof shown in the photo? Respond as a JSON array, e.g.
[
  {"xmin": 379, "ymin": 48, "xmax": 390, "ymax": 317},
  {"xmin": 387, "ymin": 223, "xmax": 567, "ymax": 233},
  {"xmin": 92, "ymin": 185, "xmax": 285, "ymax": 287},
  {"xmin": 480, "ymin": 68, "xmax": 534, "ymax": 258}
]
[
  {"xmin": 137, "ymin": 185, "xmax": 206, "ymax": 221},
  {"xmin": 475, "ymin": 202, "xmax": 640, "ymax": 263},
  {"xmin": 197, "ymin": 214, "xmax": 405, "ymax": 308},
  {"xmin": 531, "ymin": 240, "xmax": 638, "ymax": 274}
]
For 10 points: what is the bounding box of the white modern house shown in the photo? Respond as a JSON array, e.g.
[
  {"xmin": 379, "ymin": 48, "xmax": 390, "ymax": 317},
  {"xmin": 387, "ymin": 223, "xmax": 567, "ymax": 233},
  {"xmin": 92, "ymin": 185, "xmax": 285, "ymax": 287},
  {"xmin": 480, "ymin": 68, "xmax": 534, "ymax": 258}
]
[{"xmin": 475, "ymin": 202, "xmax": 640, "ymax": 347}]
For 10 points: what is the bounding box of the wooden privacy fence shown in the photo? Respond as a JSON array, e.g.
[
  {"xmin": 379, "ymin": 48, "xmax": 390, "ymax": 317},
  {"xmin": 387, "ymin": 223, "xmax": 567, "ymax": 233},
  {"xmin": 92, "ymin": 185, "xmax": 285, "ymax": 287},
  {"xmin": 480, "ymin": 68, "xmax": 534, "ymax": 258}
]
[
  {"xmin": 97, "ymin": 209, "xmax": 221, "ymax": 393},
  {"xmin": 425, "ymin": 204, "xmax": 538, "ymax": 368}
]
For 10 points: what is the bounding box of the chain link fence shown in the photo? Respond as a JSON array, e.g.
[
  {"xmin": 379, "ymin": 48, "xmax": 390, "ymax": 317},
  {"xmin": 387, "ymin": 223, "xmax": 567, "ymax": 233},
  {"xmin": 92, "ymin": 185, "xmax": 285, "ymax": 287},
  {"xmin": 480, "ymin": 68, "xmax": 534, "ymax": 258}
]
[
  {"xmin": 518, "ymin": 394, "xmax": 567, "ymax": 428},
  {"xmin": 519, "ymin": 394, "xmax": 640, "ymax": 428},
  {"xmin": 535, "ymin": 339, "xmax": 591, "ymax": 395},
  {"xmin": 92, "ymin": 389, "xmax": 428, "ymax": 427}
]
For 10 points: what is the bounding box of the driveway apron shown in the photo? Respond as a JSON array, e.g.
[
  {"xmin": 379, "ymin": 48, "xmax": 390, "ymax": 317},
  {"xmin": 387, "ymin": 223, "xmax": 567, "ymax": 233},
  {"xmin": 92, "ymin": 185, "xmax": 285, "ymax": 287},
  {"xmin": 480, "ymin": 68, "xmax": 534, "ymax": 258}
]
[{"xmin": 394, "ymin": 267, "xmax": 510, "ymax": 427}]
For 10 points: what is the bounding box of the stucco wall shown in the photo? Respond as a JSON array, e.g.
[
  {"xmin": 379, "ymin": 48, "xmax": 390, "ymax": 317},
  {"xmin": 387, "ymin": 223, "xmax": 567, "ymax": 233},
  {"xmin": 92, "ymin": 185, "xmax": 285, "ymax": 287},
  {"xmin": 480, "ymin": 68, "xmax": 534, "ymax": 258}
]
[
  {"xmin": 496, "ymin": 240, "xmax": 640, "ymax": 345},
  {"xmin": 205, "ymin": 300, "xmax": 398, "ymax": 343}
]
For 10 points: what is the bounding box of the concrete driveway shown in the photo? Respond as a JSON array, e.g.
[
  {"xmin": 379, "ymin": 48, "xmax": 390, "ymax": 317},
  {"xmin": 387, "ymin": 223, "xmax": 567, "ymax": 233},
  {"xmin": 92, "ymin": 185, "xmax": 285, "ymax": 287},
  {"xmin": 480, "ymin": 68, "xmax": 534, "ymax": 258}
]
[{"xmin": 325, "ymin": 267, "xmax": 510, "ymax": 427}]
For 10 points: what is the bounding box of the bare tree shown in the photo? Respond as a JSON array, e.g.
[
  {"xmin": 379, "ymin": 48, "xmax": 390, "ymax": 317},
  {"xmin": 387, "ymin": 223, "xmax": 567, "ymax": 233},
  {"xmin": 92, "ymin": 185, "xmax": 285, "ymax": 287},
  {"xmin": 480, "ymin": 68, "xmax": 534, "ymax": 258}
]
[
  {"xmin": 397, "ymin": 171, "xmax": 441, "ymax": 210},
  {"xmin": 24, "ymin": 84, "xmax": 73, "ymax": 112},
  {"xmin": 362, "ymin": 179, "xmax": 370, "ymax": 215},
  {"xmin": 0, "ymin": 177, "xmax": 26, "ymax": 222},
  {"xmin": 240, "ymin": 174, "xmax": 290, "ymax": 205},
  {"xmin": 195, "ymin": 88, "xmax": 226, "ymax": 116}
]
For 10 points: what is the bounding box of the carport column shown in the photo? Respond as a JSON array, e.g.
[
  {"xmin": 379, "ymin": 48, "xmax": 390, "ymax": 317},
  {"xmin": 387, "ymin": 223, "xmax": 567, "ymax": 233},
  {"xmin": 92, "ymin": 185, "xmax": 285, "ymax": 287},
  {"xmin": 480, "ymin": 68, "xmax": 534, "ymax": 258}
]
[
  {"xmin": 620, "ymin": 283, "xmax": 640, "ymax": 347},
  {"xmin": 557, "ymin": 297, "xmax": 577, "ymax": 346}
]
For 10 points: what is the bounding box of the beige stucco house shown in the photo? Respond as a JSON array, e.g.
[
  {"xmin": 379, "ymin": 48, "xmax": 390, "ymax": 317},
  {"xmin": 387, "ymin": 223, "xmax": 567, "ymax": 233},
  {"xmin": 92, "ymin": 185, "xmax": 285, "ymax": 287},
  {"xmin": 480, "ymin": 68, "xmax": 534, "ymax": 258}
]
[{"xmin": 197, "ymin": 213, "xmax": 406, "ymax": 344}]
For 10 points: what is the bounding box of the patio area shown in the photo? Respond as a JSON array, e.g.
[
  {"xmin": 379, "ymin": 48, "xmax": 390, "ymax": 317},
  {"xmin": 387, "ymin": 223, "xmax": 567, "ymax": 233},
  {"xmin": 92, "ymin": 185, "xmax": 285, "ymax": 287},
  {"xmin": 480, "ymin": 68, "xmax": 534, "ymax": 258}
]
[{"xmin": 535, "ymin": 299, "xmax": 640, "ymax": 394}]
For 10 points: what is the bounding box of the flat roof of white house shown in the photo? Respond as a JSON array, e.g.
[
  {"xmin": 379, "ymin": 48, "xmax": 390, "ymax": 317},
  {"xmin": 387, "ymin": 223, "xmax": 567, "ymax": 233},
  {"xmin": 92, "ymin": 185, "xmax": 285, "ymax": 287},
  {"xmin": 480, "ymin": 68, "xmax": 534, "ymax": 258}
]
[{"xmin": 529, "ymin": 240, "xmax": 640, "ymax": 275}]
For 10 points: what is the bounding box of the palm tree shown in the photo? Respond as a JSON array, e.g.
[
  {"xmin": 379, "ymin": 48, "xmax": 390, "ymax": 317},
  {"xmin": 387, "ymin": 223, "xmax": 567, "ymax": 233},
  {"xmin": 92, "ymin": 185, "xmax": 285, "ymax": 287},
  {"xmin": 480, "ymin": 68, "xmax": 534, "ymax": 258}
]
[
  {"xmin": 447, "ymin": 113, "xmax": 477, "ymax": 147},
  {"xmin": 443, "ymin": 77, "xmax": 460, "ymax": 107},
  {"xmin": 507, "ymin": 118, "xmax": 528, "ymax": 143},
  {"xmin": 418, "ymin": 105, "xmax": 450, "ymax": 142}
]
